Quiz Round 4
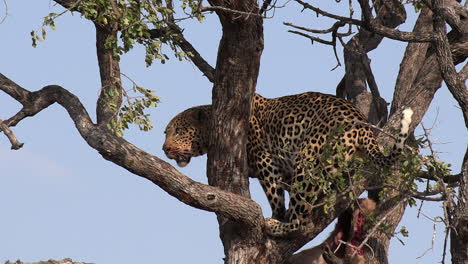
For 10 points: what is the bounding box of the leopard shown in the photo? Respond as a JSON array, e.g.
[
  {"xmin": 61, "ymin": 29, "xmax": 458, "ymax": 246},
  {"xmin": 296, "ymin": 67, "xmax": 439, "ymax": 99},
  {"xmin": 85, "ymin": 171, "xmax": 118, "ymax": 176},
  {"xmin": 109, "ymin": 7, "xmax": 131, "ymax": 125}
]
[{"xmin": 162, "ymin": 92, "xmax": 413, "ymax": 237}]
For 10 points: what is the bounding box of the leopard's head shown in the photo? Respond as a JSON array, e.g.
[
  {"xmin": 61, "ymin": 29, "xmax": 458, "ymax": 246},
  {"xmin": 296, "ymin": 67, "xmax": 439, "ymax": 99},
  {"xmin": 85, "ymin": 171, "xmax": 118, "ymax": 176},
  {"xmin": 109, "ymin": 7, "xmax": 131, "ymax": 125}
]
[{"xmin": 163, "ymin": 105, "xmax": 211, "ymax": 167}]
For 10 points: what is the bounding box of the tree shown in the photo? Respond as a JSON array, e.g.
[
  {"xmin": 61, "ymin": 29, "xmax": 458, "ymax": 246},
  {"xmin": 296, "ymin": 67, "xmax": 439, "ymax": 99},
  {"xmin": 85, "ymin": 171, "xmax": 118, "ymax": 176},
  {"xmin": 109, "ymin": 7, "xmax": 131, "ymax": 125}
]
[{"xmin": 0, "ymin": 0, "xmax": 467, "ymax": 264}]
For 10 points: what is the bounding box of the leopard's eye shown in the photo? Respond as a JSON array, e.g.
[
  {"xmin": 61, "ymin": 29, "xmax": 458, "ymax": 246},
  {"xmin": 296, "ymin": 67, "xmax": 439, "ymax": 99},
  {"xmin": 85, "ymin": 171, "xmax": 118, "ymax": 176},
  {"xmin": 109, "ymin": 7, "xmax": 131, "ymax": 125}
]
[{"xmin": 175, "ymin": 128, "xmax": 182, "ymax": 134}]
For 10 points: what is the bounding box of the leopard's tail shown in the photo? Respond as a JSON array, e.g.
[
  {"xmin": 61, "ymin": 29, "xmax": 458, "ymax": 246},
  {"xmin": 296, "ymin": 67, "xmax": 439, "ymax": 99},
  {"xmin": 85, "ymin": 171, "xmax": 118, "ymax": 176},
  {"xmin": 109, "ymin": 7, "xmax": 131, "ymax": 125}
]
[{"xmin": 363, "ymin": 108, "xmax": 413, "ymax": 168}]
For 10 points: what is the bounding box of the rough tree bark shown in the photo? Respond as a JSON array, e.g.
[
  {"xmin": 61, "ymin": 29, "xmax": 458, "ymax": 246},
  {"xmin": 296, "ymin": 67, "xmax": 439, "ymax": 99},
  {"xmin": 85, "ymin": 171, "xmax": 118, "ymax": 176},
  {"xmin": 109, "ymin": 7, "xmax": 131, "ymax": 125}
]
[
  {"xmin": 284, "ymin": 0, "xmax": 468, "ymax": 263},
  {"xmin": 451, "ymin": 148, "xmax": 468, "ymax": 264},
  {"xmin": 204, "ymin": 1, "xmax": 269, "ymax": 263},
  {"xmin": 2, "ymin": 0, "xmax": 468, "ymax": 263},
  {"xmin": 0, "ymin": 0, "xmax": 344, "ymax": 263}
]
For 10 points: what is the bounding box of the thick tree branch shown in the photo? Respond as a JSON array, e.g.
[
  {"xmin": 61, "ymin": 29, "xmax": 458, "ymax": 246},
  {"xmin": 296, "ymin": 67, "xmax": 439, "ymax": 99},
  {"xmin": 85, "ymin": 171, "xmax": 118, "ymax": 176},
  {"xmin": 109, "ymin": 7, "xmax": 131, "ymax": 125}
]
[
  {"xmin": 413, "ymin": 195, "xmax": 445, "ymax": 201},
  {"xmin": 0, "ymin": 73, "xmax": 264, "ymax": 234},
  {"xmin": 341, "ymin": 0, "xmax": 407, "ymax": 125},
  {"xmin": 391, "ymin": 7, "xmax": 433, "ymax": 114},
  {"xmin": 433, "ymin": 0, "xmax": 468, "ymax": 127},
  {"xmin": 424, "ymin": 0, "xmax": 468, "ymax": 34},
  {"xmin": 204, "ymin": 0, "xmax": 268, "ymax": 260},
  {"xmin": 459, "ymin": 62, "xmax": 468, "ymax": 80},
  {"xmin": 418, "ymin": 172, "xmax": 461, "ymax": 184},
  {"xmin": 94, "ymin": 25, "xmax": 123, "ymax": 125},
  {"xmin": 451, "ymin": 146, "xmax": 468, "ymax": 263}
]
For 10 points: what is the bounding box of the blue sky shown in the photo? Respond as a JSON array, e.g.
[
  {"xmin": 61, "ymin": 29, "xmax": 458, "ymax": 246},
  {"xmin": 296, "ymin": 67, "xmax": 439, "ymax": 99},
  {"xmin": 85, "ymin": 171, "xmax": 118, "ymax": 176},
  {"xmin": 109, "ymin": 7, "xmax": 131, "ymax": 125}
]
[{"xmin": 0, "ymin": 1, "xmax": 466, "ymax": 263}]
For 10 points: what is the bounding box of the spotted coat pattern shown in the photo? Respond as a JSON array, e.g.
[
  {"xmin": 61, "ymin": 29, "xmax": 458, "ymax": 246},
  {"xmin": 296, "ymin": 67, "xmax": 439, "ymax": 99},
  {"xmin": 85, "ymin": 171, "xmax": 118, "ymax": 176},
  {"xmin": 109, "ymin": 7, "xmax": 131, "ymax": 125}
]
[{"xmin": 163, "ymin": 92, "xmax": 412, "ymax": 237}]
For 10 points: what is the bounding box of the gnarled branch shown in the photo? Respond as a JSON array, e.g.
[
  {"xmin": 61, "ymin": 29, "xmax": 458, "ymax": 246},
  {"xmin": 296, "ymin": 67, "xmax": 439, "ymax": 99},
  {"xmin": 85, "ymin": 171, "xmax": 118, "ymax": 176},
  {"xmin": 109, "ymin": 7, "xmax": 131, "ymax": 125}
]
[{"xmin": 0, "ymin": 73, "xmax": 264, "ymax": 235}]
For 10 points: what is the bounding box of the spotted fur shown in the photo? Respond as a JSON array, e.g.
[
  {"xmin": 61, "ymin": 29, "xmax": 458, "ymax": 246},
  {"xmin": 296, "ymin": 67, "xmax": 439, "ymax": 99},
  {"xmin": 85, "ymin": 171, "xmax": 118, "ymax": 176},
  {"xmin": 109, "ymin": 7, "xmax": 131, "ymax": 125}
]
[{"xmin": 163, "ymin": 92, "xmax": 412, "ymax": 237}]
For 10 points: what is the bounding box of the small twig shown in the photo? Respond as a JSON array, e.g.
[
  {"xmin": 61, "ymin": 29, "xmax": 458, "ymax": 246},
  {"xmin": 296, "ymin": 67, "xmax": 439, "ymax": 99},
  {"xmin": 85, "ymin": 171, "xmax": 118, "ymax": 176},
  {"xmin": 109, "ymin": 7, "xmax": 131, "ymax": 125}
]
[
  {"xmin": 0, "ymin": 119, "xmax": 24, "ymax": 150},
  {"xmin": 199, "ymin": 5, "xmax": 264, "ymax": 18},
  {"xmin": 285, "ymin": 20, "xmax": 347, "ymax": 69},
  {"xmin": 293, "ymin": 0, "xmax": 434, "ymax": 42},
  {"xmin": 416, "ymin": 215, "xmax": 439, "ymax": 258},
  {"xmin": 287, "ymin": 30, "xmax": 334, "ymax": 45},
  {"xmin": 351, "ymin": 198, "xmax": 407, "ymax": 257},
  {"xmin": 348, "ymin": 0, "xmax": 354, "ymax": 19},
  {"xmin": 338, "ymin": 238, "xmax": 375, "ymax": 259},
  {"xmin": 413, "ymin": 187, "xmax": 444, "ymax": 197},
  {"xmin": 284, "ymin": 20, "xmax": 349, "ymax": 36},
  {"xmin": 294, "ymin": 0, "xmax": 361, "ymax": 24}
]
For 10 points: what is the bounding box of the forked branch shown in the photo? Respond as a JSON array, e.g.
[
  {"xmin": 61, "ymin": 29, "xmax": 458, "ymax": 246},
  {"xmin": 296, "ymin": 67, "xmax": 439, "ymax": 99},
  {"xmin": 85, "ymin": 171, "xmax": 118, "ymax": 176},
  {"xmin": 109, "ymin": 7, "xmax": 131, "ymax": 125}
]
[{"xmin": 292, "ymin": 0, "xmax": 435, "ymax": 42}]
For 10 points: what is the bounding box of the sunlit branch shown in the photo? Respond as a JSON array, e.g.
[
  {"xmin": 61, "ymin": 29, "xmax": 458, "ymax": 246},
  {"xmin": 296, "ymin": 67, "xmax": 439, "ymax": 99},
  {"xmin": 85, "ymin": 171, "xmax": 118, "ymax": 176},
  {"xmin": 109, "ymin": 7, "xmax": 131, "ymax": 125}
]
[{"xmin": 0, "ymin": 73, "xmax": 264, "ymax": 234}]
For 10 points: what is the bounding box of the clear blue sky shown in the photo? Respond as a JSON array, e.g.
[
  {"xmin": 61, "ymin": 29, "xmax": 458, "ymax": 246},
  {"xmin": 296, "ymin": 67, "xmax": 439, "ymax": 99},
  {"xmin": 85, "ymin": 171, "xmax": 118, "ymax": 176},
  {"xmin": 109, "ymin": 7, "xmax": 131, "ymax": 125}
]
[{"xmin": 0, "ymin": 1, "xmax": 466, "ymax": 263}]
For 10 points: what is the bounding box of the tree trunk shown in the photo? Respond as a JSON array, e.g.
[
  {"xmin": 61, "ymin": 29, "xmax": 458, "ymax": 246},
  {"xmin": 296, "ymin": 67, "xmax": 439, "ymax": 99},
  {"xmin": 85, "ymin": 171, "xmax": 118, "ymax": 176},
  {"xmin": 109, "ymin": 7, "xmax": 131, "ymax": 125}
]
[
  {"xmin": 206, "ymin": 4, "xmax": 270, "ymax": 263},
  {"xmin": 450, "ymin": 142, "xmax": 468, "ymax": 264}
]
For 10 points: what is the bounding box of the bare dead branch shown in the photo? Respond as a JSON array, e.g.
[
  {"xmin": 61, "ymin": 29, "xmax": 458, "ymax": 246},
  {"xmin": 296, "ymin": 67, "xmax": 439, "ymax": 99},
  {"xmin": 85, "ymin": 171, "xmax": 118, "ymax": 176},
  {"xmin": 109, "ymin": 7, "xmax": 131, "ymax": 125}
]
[
  {"xmin": 287, "ymin": 30, "xmax": 333, "ymax": 45},
  {"xmin": 293, "ymin": 0, "xmax": 360, "ymax": 24},
  {"xmin": 284, "ymin": 20, "xmax": 348, "ymax": 36},
  {"xmin": 0, "ymin": 73, "xmax": 264, "ymax": 235},
  {"xmin": 416, "ymin": 215, "xmax": 440, "ymax": 258},
  {"xmin": 285, "ymin": 21, "xmax": 346, "ymax": 69},
  {"xmin": 294, "ymin": 0, "xmax": 435, "ymax": 42},
  {"xmin": 0, "ymin": 119, "xmax": 24, "ymax": 150},
  {"xmin": 200, "ymin": 5, "xmax": 263, "ymax": 17}
]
